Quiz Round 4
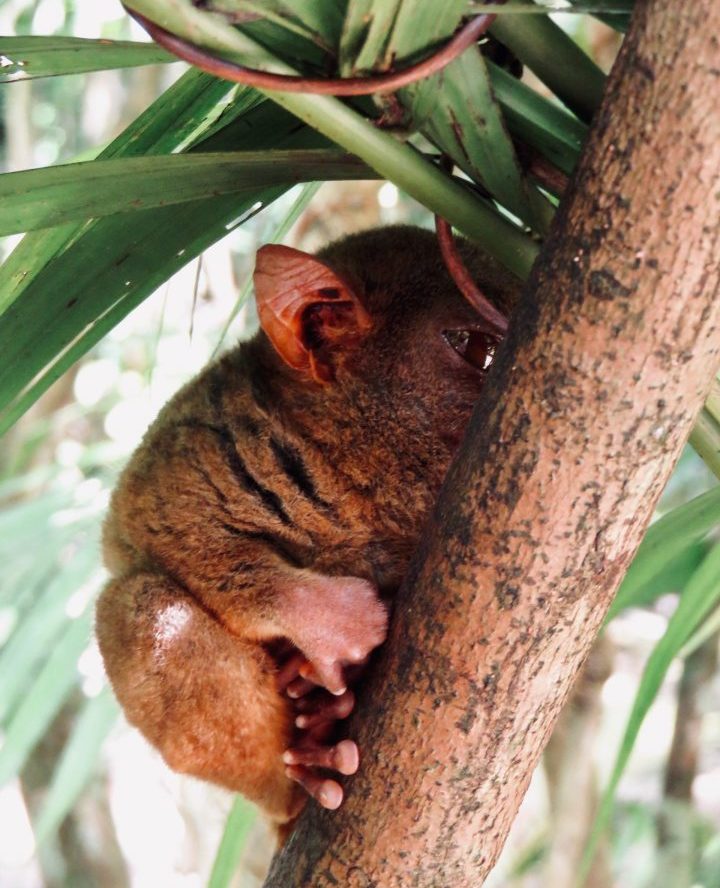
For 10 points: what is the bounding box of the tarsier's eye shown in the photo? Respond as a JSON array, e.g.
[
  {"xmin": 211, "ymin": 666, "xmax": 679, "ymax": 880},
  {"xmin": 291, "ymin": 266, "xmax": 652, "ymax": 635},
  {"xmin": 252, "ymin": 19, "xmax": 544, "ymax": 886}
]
[{"xmin": 443, "ymin": 329, "xmax": 496, "ymax": 372}]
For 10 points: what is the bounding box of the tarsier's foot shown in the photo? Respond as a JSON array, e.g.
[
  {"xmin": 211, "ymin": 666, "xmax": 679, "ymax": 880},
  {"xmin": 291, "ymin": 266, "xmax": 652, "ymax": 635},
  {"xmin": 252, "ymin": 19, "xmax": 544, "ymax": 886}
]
[{"xmin": 276, "ymin": 655, "xmax": 362, "ymax": 809}]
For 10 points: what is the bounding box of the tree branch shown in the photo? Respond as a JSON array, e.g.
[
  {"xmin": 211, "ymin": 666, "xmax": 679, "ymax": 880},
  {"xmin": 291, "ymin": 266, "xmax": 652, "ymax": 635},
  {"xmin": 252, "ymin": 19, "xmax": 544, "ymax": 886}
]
[{"xmin": 266, "ymin": 1, "xmax": 720, "ymax": 883}]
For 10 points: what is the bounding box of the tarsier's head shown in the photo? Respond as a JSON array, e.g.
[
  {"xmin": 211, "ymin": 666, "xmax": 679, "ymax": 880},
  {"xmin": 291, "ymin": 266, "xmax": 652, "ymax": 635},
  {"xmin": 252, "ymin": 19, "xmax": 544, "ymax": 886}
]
[{"xmin": 253, "ymin": 225, "xmax": 521, "ymax": 457}]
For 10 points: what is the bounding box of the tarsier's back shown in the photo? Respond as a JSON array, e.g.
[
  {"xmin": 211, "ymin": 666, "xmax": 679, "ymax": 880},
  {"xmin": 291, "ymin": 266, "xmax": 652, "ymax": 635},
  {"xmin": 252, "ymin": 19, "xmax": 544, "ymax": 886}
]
[{"xmin": 96, "ymin": 225, "xmax": 520, "ymax": 825}]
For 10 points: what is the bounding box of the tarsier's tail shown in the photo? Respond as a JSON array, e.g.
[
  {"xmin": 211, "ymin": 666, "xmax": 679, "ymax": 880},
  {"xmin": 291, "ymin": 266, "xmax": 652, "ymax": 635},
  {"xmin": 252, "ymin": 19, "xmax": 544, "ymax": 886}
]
[{"xmin": 96, "ymin": 570, "xmax": 304, "ymax": 823}]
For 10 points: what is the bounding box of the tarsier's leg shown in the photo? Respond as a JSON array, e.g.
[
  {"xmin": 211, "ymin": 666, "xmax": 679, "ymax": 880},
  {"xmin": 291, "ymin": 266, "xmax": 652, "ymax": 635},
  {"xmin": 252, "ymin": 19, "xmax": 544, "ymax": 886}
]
[
  {"xmin": 98, "ymin": 567, "xmax": 388, "ymax": 815},
  {"xmin": 96, "ymin": 571, "xmax": 305, "ymax": 823}
]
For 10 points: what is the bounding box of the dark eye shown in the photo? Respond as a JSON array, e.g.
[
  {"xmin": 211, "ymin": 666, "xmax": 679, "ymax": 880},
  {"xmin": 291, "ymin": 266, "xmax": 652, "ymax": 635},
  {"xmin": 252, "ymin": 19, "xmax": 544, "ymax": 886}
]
[{"xmin": 443, "ymin": 329, "xmax": 497, "ymax": 372}]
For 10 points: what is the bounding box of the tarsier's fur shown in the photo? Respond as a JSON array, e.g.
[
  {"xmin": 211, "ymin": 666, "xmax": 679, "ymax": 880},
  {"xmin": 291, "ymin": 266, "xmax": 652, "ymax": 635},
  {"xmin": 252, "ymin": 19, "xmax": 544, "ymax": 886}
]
[{"xmin": 96, "ymin": 226, "xmax": 520, "ymax": 823}]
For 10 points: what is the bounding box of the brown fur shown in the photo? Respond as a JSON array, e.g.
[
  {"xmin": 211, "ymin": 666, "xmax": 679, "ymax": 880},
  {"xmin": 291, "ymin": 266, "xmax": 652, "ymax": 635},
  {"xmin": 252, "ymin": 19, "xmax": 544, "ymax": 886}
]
[{"xmin": 96, "ymin": 225, "xmax": 520, "ymax": 823}]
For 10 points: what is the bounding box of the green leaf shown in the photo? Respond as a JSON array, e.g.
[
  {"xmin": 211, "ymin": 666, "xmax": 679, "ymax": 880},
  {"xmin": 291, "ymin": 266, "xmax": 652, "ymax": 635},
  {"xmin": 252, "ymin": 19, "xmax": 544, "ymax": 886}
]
[
  {"xmin": 0, "ymin": 68, "xmax": 245, "ymax": 316},
  {"xmin": 582, "ymin": 541, "xmax": 720, "ymax": 884},
  {"xmin": 489, "ymin": 62, "xmax": 587, "ymax": 176},
  {"xmin": 337, "ymin": 0, "xmax": 546, "ymax": 230},
  {"xmin": 339, "ymin": 0, "xmax": 402, "ymax": 74},
  {"xmin": 0, "ymin": 97, "xmax": 323, "ymax": 435},
  {"xmin": 276, "ymin": 0, "xmax": 347, "ymax": 48},
  {"xmin": 469, "ymin": 2, "xmax": 634, "ymax": 12},
  {"xmin": 0, "ymin": 545, "xmax": 99, "ymax": 723},
  {"xmin": 0, "ymin": 150, "xmax": 374, "ymax": 237},
  {"xmin": 607, "ymin": 485, "xmax": 720, "ymax": 621},
  {"xmin": 229, "ymin": 0, "xmax": 346, "ymax": 53},
  {"xmin": 0, "ymin": 36, "xmax": 175, "ymax": 81},
  {"xmin": 690, "ymin": 398, "xmax": 720, "ymax": 480},
  {"xmin": 212, "ymin": 181, "xmax": 322, "ymax": 356},
  {"xmin": 606, "ymin": 541, "xmax": 707, "ymax": 617},
  {"xmin": 566, "ymin": 0, "xmax": 632, "ymax": 31},
  {"xmin": 0, "ymin": 610, "xmax": 92, "ymax": 787},
  {"xmin": 124, "ymin": 0, "xmax": 540, "ymax": 273},
  {"xmin": 385, "ymin": 0, "xmax": 467, "ymax": 62},
  {"xmin": 412, "ymin": 48, "xmax": 553, "ymax": 232},
  {"xmin": 0, "ymin": 490, "xmax": 68, "ymax": 553},
  {"xmin": 207, "ymin": 797, "xmax": 257, "ymax": 888},
  {"xmin": 489, "ymin": 1, "xmax": 605, "ymax": 124},
  {"xmin": 0, "ymin": 190, "xmax": 279, "ymax": 436},
  {"xmin": 680, "ymin": 601, "xmax": 720, "ymax": 659},
  {"xmin": 33, "ymin": 688, "xmax": 119, "ymax": 846}
]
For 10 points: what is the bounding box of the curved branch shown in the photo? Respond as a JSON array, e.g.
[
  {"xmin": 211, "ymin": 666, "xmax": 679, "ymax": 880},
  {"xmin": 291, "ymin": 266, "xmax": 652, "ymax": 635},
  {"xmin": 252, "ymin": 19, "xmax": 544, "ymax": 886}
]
[{"xmin": 125, "ymin": 7, "xmax": 500, "ymax": 95}]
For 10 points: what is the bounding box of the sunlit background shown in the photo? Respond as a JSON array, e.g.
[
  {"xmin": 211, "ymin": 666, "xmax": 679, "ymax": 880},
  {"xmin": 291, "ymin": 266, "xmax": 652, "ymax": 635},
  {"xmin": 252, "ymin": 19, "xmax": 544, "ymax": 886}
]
[{"xmin": 1, "ymin": 3, "xmax": 719, "ymax": 887}]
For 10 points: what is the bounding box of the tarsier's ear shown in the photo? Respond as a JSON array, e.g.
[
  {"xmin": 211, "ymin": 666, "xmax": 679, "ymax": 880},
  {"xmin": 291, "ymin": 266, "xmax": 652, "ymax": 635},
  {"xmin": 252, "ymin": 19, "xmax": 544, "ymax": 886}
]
[{"xmin": 254, "ymin": 245, "xmax": 372, "ymax": 383}]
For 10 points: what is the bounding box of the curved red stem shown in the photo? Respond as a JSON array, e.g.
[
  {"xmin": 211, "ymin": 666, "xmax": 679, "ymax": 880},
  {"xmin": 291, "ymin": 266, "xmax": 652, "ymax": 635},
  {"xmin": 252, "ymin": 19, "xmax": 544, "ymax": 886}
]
[
  {"xmin": 435, "ymin": 215, "xmax": 509, "ymax": 338},
  {"xmin": 124, "ymin": 6, "xmax": 501, "ymax": 96}
]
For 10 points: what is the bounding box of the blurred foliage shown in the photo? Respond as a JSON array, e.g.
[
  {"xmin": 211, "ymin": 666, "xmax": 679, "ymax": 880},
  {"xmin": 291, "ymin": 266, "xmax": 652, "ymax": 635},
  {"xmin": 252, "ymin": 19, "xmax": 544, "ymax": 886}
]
[{"xmin": 0, "ymin": 1, "xmax": 719, "ymax": 887}]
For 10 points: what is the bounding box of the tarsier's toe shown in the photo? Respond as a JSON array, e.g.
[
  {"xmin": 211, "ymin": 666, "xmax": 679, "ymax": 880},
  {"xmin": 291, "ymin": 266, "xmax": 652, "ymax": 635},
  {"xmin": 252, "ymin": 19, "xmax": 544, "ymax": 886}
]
[
  {"xmin": 285, "ymin": 766, "xmax": 344, "ymax": 810},
  {"xmin": 282, "ymin": 663, "xmax": 360, "ymax": 809},
  {"xmin": 284, "ymin": 739, "xmax": 360, "ymax": 809},
  {"xmin": 331, "ymin": 739, "xmax": 359, "ymax": 775},
  {"xmin": 299, "ymin": 659, "xmax": 347, "ymax": 696},
  {"xmin": 294, "ymin": 689, "xmax": 355, "ymax": 729},
  {"xmin": 275, "ymin": 652, "xmax": 307, "ymax": 693},
  {"xmin": 284, "ymin": 739, "xmax": 359, "ymax": 776},
  {"xmin": 286, "ymin": 675, "xmax": 316, "ymax": 698}
]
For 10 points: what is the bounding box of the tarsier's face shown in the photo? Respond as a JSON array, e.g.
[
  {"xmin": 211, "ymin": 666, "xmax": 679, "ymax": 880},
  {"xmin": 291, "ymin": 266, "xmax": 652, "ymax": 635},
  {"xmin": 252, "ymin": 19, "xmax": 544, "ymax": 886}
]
[
  {"xmin": 361, "ymin": 291, "xmax": 499, "ymax": 452},
  {"xmin": 254, "ymin": 226, "xmax": 507, "ymax": 454}
]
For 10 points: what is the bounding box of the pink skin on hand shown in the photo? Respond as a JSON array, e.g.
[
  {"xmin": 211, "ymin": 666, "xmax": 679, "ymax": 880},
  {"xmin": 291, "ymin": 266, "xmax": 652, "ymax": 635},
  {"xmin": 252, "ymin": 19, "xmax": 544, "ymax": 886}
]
[{"xmin": 278, "ymin": 574, "xmax": 388, "ymax": 696}]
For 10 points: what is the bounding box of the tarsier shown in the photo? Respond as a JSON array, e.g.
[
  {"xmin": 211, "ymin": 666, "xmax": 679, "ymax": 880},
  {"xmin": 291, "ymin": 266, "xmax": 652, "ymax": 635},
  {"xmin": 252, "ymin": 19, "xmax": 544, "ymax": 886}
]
[{"xmin": 96, "ymin": 225, "xmax": 519, "ymax": 830}]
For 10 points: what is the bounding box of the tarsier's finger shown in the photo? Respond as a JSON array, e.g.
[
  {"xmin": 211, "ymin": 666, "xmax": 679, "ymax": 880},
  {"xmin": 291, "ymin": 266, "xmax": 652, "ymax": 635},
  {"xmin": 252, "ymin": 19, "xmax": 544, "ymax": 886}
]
[
  {"xmin": 286, "ymin": 675, "xmax": 317, "ymax": 699},
  {"xmin": 294, "ymin": 689, "xmax": 355, "ymax": 729},
  {"xmin": 300, "ymin": 660, "xmax": 346, "ymax": 696},
  {"xmin": 285, "ymin": 765, "xmax": 344, "ymax": 810},
  {"xmin": 275, "ymin": 652, "xmax": 308, "ymax": 693},
  {"xmin": 284, "ymin": 739, "xmax": 359, "ymax": 776},
  {"xmin": 301, "ymin": 718, "xmax": 335, "ymax": 745}
]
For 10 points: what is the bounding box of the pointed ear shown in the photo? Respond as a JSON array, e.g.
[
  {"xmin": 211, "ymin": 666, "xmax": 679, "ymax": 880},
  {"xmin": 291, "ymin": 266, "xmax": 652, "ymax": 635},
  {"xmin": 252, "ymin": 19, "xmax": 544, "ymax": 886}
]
[{"xmin": 253, "ymin": 244, "xmax": 372, "ymax": 383}]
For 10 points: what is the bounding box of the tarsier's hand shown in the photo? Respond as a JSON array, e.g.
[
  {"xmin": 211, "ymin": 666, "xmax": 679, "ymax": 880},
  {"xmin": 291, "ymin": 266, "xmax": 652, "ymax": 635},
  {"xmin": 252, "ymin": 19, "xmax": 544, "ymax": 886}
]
[
  {"xmin": 281, "ymin": 575, "xmax": 389, "ymax": 695},
  {"xmin": 275, "ymin": 577, "xmax": 389, "ymax": 810}
]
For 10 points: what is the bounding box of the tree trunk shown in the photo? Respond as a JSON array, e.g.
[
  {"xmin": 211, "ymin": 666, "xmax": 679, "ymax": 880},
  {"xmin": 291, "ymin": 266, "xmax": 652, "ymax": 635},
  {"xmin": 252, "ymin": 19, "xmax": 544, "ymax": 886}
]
[{"xmin": 265, "ymin": 2, "xmax": 720, "ymax": 884}]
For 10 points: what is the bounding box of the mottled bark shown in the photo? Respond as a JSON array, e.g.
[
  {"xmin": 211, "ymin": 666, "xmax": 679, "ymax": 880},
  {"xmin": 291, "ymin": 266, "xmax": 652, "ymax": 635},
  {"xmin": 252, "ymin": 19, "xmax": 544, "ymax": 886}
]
[{"xmin": 266, "ymin": 1, "xmax": 720, "ymax": 885}]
